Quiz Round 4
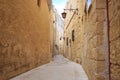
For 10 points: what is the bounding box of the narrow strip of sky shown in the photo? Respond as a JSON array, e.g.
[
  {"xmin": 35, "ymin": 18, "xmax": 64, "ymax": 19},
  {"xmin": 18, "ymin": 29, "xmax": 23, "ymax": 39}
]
[
  {"xmin": 87, "ymin": 0, "xmax": 92, "ymax": 8},
  {"xmin": 52, "ymin": 0, "xmax": 67, "ymax": 16}
]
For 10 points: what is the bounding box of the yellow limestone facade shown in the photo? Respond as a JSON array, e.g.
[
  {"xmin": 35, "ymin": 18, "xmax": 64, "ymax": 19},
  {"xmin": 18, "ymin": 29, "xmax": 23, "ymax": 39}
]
[
  {"xmin": 0, "ymin": 0, "xmax": 53, "ymax": 80},
  {"xmin": 64, "ymin": 0, "xmax": 120, "ymax": 80}
]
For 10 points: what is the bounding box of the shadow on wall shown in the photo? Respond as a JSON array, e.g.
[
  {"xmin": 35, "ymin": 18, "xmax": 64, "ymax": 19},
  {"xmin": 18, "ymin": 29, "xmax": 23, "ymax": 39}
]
[{"xmin": 53, "ymin": 44, "xmax": 59, "ymax": 56}]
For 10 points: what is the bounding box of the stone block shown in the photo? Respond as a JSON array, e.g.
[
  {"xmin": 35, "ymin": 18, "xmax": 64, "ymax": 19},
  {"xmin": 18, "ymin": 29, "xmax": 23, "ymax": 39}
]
[
  {"xmin": 110, "ymin": 38, "xmax": 120, "ymax": 65},
  {"xmin": 96, "ymin": 9, "xmax": 106, "ymax": 22},
  {"xmin": 108, "ymin": 0, "xmax": 120, "ymax": 21},
  {"xmin": 110, "ymin": 14, "xmax": 120, "ymax": 41},
  {"xmin": 94, "ymin": 74, "xmax": 106, "ymax": 80},
  {"xmin": 95, "ymin": 61, "xmax": 106, "ymax": 73},
  {"xmin": 96, "ymin": 0, "xmax": 106, "ymax": 9},
  {"xmin": 94, "ymin": 48, "xmax": 106, "ymax": 61},
  {"xmin": 96, "ymin": 34, "xmax": 104, "ymax": 46},
  {"xmin": 96, "ymin": 22, "xmax": 105, "ymax": 35},
  {"xmin": 110, "ymin": 64, "xmax": 120, "ymax": 80}
]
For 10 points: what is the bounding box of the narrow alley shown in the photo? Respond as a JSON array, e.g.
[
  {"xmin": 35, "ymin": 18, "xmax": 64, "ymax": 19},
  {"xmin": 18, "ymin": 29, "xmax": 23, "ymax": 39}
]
[
  {"xmin": 10, "ymin": 55, "xmax": 88, "ymax": 80},
  {"xmin": 0, "ymin": 0, "xmax": 120, "ymax": 80}
]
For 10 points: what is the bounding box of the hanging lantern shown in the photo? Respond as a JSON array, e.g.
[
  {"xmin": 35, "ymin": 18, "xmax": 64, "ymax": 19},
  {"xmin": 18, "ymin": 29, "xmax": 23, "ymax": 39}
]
[{"xmin": 61, "ymin": 12, "xmax": 67, "ymax": 19}]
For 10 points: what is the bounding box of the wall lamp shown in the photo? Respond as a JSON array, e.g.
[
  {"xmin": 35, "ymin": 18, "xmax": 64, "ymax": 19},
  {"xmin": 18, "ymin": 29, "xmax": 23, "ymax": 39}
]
[{"xmin": 61, "ymin": 8, "xmax": 78, "ymax": 19}]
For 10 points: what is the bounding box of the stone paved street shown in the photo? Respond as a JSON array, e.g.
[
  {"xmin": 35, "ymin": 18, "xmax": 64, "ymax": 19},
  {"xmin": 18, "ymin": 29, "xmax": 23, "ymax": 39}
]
[{"xmin": 10, "ymin": 55, "xmax": 88, "ymax": 80}]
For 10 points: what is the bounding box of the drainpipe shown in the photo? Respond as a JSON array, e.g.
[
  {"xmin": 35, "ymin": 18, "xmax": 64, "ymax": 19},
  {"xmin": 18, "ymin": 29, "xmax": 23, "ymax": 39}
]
[{"xmin": 106, "ymin": 0, "xmax": 111, "ymax": 80}]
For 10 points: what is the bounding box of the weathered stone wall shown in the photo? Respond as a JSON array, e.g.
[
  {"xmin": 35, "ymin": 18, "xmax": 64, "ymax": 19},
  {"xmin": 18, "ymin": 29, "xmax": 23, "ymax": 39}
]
[
  {"xmin": 64, "ymin": 0, "xmax": 110, "ymax": 80},
  {"xmin": 52, "ymin": 8, "xmax": 64, "ymax": 55},
  {"xmin": 0, "ymin": 0, "xmax": 52, "ymax": 80},
  {"xmin": 50, "ymin": 7, "xmax": 55, "ymax": 56},
  {"xmin": 63, "ymin": 0, "xmax": 120, "ymax": 80},
  {"xmin": 82, "ymin": 0, "xmax": 109, "ymax": 80},
  {"xmin": 109, "ymin": 0, "xmax": 120, "ymax": 80},
  {"xmin": 64, "ymin": 0, "xmax": 83, "ymax": 62}
]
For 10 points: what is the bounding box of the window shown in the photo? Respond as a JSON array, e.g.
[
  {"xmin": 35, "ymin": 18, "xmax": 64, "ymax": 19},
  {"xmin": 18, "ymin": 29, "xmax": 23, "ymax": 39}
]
[
  {"xmin": 82, "ymin": 16, "xmax": 83, "ymax": 24},
  {"xmin": 37, "ymin": 0, "xmax": 41, "ymax": 6},
  {"xmin": 66, "ymin": 37, "xmax": 68, "ymax": 46},
  {"xmin": 69, "ymin": 39, "xmax": 71, "ymax": 44},
  {"xmin": 72, "ymin": 30, "xmax": 75, "ymax": 41}
]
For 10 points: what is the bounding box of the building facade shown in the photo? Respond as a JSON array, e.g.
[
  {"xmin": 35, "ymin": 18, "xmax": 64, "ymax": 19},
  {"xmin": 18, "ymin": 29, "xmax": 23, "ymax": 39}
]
[
  {"xmin": 55, "ymin": 14, "xmax": 64, "ymax": 55},
  {"xmin": 50, "ymin": 5, "xmax": 56, "ymax": 56},
  {"xmin": 64, "ymin": 0, "xmax": 120, "ymax": 80},
  {"xmin": 0, "ymin": 0, "xmax": 53, "ymax": 80},
  {"xmin": 64, "ymin": 0, "xmax": 83, "ymax": 62},
  {"xmin": 52, "ymin": 7, "xmax": 64, "ymax": 55}
]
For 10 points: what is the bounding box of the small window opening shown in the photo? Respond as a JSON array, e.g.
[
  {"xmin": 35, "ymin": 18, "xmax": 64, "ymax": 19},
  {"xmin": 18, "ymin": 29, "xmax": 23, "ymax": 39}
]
[
  {"xmin": 66, "ymin": 37, "xmax": 68, "ymax": 46},
  {"xmin": 60, "ymin": 37, "xmax": 62, "ymax": 40},
  {"xmin": 37, "ymin": 0, "xmax": 41, "ymax": 6},
  {"xmin": 72, "ymin": 30, "xmax": 75, "ymax": 41}
]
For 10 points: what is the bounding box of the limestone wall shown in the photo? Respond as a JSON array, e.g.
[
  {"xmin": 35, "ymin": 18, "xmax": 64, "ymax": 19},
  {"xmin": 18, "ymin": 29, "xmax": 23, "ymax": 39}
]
[
  {"xmin": 0, "ymin": 0, "xmax": 52, "ymax": 80},
  {"xmin": 109, "ymin": 0, "xmax": 120, "ymax": 80},
  {"xmin": 81, "ymin": 0, "xmax": 110, "ymax": 80},
  {"xmin": 64, "ymin": 0, "xmax": 120, "ymax": 80},
  {"xmin": 64, "ymin": 0, "xmax": 109, "ymax": 80},
  {"xmin": 64, "ymin": 0, "xmax": 83, "ymax": 62},
  {"xmin": 50, "ymin": 7, "xmax": 55, "ymax": 56}
]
